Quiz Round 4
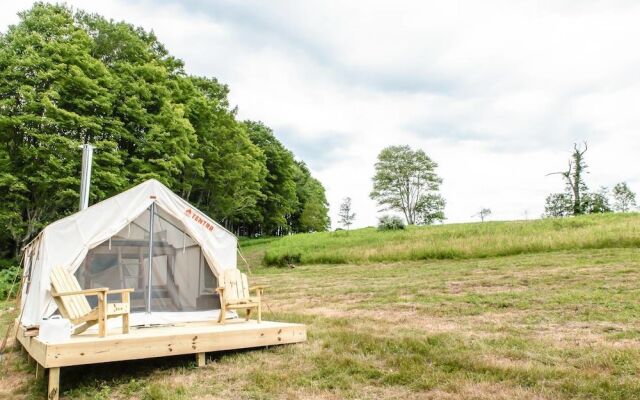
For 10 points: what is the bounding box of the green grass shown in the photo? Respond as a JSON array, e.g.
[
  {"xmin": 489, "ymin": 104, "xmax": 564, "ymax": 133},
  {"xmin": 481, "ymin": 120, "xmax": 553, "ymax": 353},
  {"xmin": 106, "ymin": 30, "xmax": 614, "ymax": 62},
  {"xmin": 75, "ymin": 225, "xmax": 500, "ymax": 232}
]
[
  {"xmin": 260, "ymin": 213, "xmax": 640, "ymax": 265},
  {"xmin": 2, "ymin": 214, "xmax": 640, "ymax": 399}
]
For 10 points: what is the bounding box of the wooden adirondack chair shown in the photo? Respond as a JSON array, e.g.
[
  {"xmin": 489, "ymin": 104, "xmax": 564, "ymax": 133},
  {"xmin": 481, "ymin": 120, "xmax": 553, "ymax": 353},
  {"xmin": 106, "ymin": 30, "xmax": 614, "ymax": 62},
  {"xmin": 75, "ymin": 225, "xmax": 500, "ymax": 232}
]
[
  {"xmin": 50, "ymin": 267, "xmax": 134, "ymax": 337},
  {"xmin": 216, "ymin": 269, "xmax": 267, "ymax": 324}
]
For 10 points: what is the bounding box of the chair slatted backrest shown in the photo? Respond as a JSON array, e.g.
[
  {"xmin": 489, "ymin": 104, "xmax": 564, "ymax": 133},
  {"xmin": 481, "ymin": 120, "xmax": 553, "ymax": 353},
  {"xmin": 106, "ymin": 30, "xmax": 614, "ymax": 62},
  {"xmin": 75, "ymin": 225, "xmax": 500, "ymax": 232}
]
[
  {"xmin": 221, "ymin": 269, "xmax": 250, "ymax": 302},
  {"xmin": 51, "ymin": 267, "xmax": 92, "ymax": 321}
]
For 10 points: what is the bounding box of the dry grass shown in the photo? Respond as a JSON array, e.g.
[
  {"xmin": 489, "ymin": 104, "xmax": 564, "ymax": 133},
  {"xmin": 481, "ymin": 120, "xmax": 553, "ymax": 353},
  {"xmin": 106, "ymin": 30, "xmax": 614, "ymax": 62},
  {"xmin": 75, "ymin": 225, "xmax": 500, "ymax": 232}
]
[{"xmin": 2, "ymin": 248, "xmax": 640, "ymax": 399}]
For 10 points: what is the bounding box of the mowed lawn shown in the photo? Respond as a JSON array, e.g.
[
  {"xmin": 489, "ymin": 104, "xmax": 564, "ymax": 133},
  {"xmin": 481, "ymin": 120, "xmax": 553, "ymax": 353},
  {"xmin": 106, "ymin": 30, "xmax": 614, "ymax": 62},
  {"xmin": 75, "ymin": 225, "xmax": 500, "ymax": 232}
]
[{"xmin": 2, "ymin": 248, "xmax": 640, "ymax": 399}]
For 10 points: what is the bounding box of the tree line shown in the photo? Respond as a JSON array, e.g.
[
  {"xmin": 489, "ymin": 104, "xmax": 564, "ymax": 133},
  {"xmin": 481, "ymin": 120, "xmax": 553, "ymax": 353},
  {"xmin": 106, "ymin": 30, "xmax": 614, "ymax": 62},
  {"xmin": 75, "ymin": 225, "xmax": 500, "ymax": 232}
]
[{"xmin": 0, "ymin": 3, "xmax": 329, "ymax": 259}]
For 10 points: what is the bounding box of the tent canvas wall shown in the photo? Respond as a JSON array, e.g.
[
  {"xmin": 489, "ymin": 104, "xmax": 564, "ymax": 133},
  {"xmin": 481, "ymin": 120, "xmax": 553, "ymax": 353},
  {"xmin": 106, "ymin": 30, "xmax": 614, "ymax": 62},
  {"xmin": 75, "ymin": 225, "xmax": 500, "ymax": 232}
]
[{"xmin": 19, "ymin": 179, "xmax": 238, "ymax": 328}]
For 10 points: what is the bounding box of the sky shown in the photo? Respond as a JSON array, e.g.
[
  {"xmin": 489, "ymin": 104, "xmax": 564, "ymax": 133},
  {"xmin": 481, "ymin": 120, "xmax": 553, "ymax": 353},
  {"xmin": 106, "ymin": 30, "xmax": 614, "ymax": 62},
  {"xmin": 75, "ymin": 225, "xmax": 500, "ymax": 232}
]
[{"xmin": 2, "ymin": 0, "xmax": 639, "ymax": 228}]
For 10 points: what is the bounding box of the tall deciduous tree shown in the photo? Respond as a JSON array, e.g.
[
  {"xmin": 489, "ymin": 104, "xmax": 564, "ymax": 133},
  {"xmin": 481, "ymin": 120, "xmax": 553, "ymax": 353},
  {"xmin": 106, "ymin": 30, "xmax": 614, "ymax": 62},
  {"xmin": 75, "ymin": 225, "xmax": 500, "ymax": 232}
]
[
  {"xmin": 244, "ymin": 121, "xmax": 298, "ymax": 235},
  {"xmin": 291, "ymin": 161, "xmax": 330, "ymax": 232},
  {"xmin": 612, "ymin": 182, "xmax": 637, "ymax": 212},
  {"xmin": 0, "ymin": 4, "xmax": 127, "ymax": 255},
  {"xmin": 185, "ymin": 77, "xmax": 266, "ymax": 229},
  {"xmin": 370, "ymin": 145, "xmax": 445, "ymax": 225}
]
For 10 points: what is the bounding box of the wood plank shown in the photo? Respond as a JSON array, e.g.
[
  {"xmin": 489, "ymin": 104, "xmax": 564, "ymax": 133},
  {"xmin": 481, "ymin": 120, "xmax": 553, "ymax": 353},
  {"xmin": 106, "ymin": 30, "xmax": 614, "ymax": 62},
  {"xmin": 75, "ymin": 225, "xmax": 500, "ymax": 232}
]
[
  {"xmin": 97, "ymin": 294, "xmax": 106, "ymax": 338},
  {"xmin": 41, "ymin": 321, "xmax": 306, "ymax": 368},
  {"xmin": 48, "ymin": 367, "xmax": 60, "ymax": 400},
  {"xmin": 16, "ymin": 327, "xmax": 48, "ymax": 367},
  {"xmin": 64, "ymin": 269, "xmax": 91, "ymax": 317},
  {"xmin": 196, "ymin": 352, "xmax": 206, "ymax": 367}
]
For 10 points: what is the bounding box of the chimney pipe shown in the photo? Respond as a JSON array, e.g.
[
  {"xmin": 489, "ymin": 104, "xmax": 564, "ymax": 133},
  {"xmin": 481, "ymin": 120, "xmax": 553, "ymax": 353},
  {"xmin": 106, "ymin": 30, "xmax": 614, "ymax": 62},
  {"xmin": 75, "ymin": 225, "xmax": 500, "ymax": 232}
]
[{"xmin": 79, "ymin": 144, "xmax": 94, "ymax": 211}]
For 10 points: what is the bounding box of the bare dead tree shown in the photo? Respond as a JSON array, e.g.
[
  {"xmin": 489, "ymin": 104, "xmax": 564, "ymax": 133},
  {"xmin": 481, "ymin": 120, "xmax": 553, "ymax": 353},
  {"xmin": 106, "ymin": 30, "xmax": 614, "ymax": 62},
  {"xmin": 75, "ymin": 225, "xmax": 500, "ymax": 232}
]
[{"xmin": 547, "ymin": 142, "xmax": 588, "ymax": 215}]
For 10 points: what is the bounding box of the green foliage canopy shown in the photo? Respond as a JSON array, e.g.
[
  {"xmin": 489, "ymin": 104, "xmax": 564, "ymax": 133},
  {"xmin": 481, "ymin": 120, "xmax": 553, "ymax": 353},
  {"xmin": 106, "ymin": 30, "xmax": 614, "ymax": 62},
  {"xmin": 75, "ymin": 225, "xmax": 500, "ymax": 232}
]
[
  {"xmin": 0, "ymin": 3, "xmax": 329, "ymax": 258},
  {"xmin": 370, "ymin": 145, "xmax": 445, "ymax": 225}
]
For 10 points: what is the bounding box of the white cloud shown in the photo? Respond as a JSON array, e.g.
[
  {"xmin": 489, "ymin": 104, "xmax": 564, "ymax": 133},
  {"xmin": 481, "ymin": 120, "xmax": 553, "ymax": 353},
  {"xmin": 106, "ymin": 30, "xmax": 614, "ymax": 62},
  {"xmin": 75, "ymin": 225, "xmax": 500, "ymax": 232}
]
[{"xmin": 2, "ymin": 0, "xmax": 639, "ymax": 227}]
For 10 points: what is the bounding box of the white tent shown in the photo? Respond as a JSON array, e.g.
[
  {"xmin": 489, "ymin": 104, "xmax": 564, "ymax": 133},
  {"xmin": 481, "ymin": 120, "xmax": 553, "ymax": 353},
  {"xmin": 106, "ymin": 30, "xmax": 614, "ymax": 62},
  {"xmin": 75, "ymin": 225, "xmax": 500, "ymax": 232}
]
[{"xmin": 20, "ymin": 179, "xmax": 238, "ymax": 328}]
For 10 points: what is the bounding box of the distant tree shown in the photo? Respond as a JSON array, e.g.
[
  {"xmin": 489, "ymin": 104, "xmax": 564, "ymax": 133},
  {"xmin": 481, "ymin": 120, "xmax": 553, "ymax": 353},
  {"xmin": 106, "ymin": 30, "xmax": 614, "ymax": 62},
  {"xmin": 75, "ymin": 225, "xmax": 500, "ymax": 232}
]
[
  {"xmin": 612, "ymin": 182, "xmax": 637, "ymax": 212},
  {"xmin": 475, "ymin": 208, "xmax": 492, "ymax": 222},
  {"xmin": 547, "ymin": 142, "xmax": 589, "ymax": 215},
  {"xmin": 370, "ymin": 145, "xmax": 445, "ymax": 225},
  {"xmin": 338, "ymin": 197, "xmax": 356, "ymax": 230},
  {"xmin": 544, "ymin": 193, "xmax": 573, "ymax": 218},
  {"xmin": 583, "ymin": 187, "xmax": 612, "ymax": 214},
  {"xmin": 377, "ymin": 215, "xmax": 405, "ymax": 231}
]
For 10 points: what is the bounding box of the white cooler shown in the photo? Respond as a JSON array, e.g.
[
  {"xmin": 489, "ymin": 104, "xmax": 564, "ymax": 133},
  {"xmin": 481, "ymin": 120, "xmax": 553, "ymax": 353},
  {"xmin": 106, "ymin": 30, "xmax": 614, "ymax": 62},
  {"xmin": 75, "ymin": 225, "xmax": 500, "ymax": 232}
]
[{"xmin": 38, "ymin": 316, "xmax": 73, "ymax": 343}]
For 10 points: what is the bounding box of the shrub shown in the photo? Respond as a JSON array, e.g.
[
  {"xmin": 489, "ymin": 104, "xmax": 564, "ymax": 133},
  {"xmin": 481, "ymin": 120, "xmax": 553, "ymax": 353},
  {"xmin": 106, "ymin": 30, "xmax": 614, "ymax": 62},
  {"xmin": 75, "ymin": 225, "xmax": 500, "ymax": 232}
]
[
  {"xmin": 263, "ymin": 252, "xmax": 302, "ymax": 267},
  {"xmin": 377, "ymin": 215, "xmax": 406, "ymax": 231},
  {"xmin": 0, "ymin": 264, "xmax": 21, "ymax": 300}
]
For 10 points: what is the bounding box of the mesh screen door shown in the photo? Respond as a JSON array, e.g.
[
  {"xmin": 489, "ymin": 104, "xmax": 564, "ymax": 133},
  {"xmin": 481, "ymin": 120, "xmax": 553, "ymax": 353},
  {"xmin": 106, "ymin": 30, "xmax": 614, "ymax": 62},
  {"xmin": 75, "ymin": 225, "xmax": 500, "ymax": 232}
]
[{"xmin": 76, "ymin": 204, "xmax": 219, "ymax": 313}]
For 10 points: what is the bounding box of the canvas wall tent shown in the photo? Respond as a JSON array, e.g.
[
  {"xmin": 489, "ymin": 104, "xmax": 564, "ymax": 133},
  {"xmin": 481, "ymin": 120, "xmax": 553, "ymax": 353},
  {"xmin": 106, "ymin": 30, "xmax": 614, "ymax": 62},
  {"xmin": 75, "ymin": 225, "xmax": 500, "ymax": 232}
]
[{"xmin": 19, "ymin": 179, "xmax": 238, "ymax": 328}]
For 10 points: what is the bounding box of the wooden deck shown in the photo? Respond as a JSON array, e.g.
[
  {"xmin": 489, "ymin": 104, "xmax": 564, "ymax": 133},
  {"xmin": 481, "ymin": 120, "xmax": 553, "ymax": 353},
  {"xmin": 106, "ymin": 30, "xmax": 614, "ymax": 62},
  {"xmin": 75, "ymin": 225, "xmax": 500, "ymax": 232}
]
[{"xmin": 17, "ymin": 319, "xmax": 306, "ymax": 400}]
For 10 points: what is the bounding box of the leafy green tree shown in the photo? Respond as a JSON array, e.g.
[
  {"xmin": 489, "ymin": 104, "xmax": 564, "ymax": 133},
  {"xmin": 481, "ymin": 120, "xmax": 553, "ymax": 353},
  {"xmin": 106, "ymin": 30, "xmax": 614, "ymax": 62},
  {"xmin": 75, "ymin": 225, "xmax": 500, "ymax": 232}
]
[
  {"xmin": 544, "ymin": 193, "xmax": 573, "ymax": 218},
  {"xmin": 612, "ymin": 182, "xmax": 637, "ymax": 212},
  {"xmin": 244, "ymin": 121, "xmax": 298, "ymax": 235},
  {"xmin": 582, "ymin": 187, "xmax": 612, "ymax": 214},
  {"xmin": 370, "ymin": 145, "xmax": 445, "ymax": 225},
  {"xmin": 78, "ymin": 11, "xmax": 203, "ymax": 196},
  {"xmin": 182, "ymin": 77, "xmax": 266, "ymax": 230},
  {"xmin": 0, "ymin": 4, "xmax": 126, "ymax": 256},
  {"xmin": 291, "ymin": 161, "xmax": 330, "ymax": 232}
]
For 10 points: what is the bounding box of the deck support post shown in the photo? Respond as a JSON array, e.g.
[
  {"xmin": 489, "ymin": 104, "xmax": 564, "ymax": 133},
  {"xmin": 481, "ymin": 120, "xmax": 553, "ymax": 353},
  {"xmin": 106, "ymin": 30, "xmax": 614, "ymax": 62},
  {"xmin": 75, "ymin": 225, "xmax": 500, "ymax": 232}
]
[
  {"xmin": 196, "ymin": 352, "xmax": 206, "ymax": 367},
  {"xmin": 48, "ymin": 367, "xmax": 60, "ymax": 400},
  {"xmin": 35, "ymin": 363, "xmax": 42, "ymax": 379}
]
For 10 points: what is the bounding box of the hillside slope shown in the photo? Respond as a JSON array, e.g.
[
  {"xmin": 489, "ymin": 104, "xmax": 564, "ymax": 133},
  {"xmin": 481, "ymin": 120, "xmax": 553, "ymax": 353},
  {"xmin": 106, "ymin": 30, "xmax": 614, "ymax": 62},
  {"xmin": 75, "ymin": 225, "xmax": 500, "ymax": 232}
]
[{"xmin": 251, "ymin": 213, "xmax": 640, "ymax": 266}]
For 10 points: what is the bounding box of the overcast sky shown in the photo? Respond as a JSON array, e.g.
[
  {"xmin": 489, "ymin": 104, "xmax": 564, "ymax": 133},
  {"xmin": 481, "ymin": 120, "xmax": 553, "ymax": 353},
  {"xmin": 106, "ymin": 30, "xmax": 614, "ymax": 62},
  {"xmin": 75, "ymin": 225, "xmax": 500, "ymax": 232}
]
[{"xmin": 2, "ymin": 1, "xmax": 639, "ymax": 228}]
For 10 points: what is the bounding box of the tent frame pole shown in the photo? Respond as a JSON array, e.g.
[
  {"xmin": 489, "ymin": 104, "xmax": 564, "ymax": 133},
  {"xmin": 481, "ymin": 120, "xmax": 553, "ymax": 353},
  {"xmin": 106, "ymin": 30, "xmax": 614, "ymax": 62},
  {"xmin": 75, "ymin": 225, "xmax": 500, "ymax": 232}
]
[{"xmin": 146, "ymin": 202, "xmax": 155, "ymax": 315}]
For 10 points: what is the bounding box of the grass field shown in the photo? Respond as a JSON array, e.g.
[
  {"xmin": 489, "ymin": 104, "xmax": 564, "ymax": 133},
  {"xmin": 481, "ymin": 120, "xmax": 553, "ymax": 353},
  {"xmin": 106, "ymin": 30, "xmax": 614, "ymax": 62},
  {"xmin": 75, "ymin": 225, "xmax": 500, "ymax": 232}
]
[
  {"xmin": 2, "ymin": 214, "xmax": 640, "ymax": 399},
  {"xmin": 259, "ymin": 213, "xmax": 640, "ymax": 265}
]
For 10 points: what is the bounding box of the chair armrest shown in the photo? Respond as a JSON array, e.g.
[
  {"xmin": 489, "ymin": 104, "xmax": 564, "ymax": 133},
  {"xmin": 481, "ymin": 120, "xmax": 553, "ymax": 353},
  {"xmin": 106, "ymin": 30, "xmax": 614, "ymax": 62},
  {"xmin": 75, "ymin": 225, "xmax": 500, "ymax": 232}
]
[
  {"xmin": 107, "ymin": 288, "xmax": 134, "ymax": 303},
  {"xmin": 52, "ymin": 288, "xmax": 109, "ymax": 297},
  {"xmin": 250, "ymin": 285, "xmax": 268, "ymax": 296},
  {"xmin": 107, "ymin": 288, "xmax": 135, "ymax": 294}
]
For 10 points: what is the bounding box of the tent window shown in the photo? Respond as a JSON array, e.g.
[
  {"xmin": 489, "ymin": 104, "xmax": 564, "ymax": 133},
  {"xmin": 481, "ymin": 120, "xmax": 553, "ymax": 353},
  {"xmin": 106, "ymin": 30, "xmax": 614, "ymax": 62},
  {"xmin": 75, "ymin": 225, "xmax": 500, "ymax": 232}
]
[
  {"xmin": 75, "ymin": 204, "xmax": 219, "ymax": 313},
  {"xmin": 199, "ymin": 252, "xmax": 217, "ymax": 295}
]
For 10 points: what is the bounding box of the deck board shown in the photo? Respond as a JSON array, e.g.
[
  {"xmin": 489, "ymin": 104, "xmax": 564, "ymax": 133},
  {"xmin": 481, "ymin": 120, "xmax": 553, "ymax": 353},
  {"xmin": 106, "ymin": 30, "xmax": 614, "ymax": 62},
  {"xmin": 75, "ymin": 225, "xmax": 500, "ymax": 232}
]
[{"xmin": 17, "ymin": 319, "xmax": 306, "ymax": 368}]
